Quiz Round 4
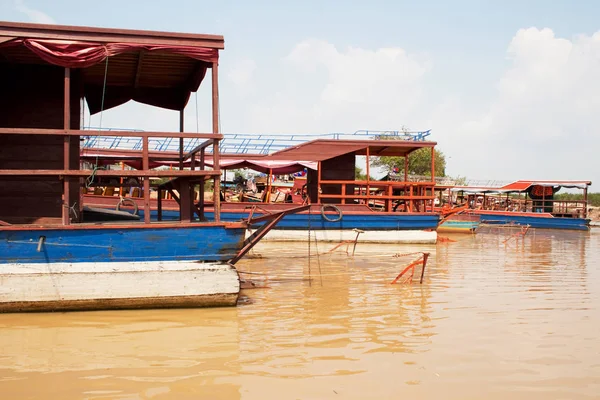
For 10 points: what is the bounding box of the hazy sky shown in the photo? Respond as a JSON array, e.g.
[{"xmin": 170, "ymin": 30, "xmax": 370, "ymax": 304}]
[{"xmin": 2, "ymin": 0, "xmax": 599, "ymax": 188}]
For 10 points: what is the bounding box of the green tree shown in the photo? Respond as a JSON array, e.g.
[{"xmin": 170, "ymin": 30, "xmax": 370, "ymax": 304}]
[
  {"xmin": 355, "ymin": 166, "xmax": 367, "ymax": 180},
  {"xmin": 371, "ymin": 133, "xmax": 447, "ymax": 177}
]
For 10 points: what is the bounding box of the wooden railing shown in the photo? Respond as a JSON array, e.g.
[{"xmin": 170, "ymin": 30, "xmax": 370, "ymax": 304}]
[
  {"xmin": 317, "ymin": 180, "xmax": 436, "ymax": 212},
  {"xmin": 0, "ymin": 128, "xmax": 223, "ymax": 225},
  {"xmin": 473, "ymin": 199, "xmax": 588, "ymax": 218}
]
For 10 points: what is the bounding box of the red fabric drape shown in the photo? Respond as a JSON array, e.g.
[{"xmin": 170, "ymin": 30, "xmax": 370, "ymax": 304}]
[
  {"xmin": 0, "ymin": 39, "xmax": 218, "ymax": 68},
  {"xmin": 0, "ymin": 39, "xmax": 218, "ymax": 112}
]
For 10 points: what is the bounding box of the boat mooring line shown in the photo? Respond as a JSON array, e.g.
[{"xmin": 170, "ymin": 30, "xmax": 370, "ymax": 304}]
[{"xmin": 8, "ymin": 240, "xmax": 113, "ymax": 249}]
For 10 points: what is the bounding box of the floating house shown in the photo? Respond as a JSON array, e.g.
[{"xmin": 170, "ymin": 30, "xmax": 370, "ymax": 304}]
[
  {"xmin": 82, "ymin": 138, "xmax": 443, "ymax": 243},
  {"xmin": 0, "ymin": 21, "xmax": 295, "ymax": 312}
]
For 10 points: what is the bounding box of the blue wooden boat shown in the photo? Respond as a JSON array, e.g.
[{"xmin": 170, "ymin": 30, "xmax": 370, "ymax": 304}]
[
  {"xmin": 437, "ymin": 214, "xmax": 480, "ymax": 233},
  {"xmin": 451, "ymin": 180, "xmax": 592, "ymax": 231},
  {"xmin": 0, "ymin": 223, "xmax": 245, "ymax": 264},
  {"xmin": 0, "ymin": 21, "xmax": 298, "ymax": 312},
  {"xmin": 82, "ymin": 136, "xmax": 444, "ymax": 243}
]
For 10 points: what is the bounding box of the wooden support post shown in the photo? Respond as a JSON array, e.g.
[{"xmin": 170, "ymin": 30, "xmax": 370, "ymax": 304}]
[
  {"xmin": 142, "ymin": 135, "xmax": 150, "ymax": 224},
  {"xmin": 62, "ymin": 67, "xmax": 71, "ymax": 225},
  {"xmin": 317, "ymin": 161, "xmax": 322, "ymax": 204},
  {"xmin": 266, "ymin": 168, "xmax": 273, "ymax": 203},
  {"xmin": 430, "ymin": 146, "xmax": 435, "ymax": 183},
  {"xmin": 211, "ymin": 62, "xmax": 221, "ymax": 222},
  {"xmin": 541, "ymin": 187, "xmax": 546, "ymax": 214},
  {"xmin": 584, "ymin": 187, "xmax": 588, "ymax": 219},
  {"xmin": 157, "ymin": 188, "xmax": 162, "ymax": 222},
  {"xmin": 404, "ymin": 156, "xmax": 408, "ymax": 182},
  {"xmin": 179, "ymin": 110, "xmax": 184, "ymax": 170},
  {"xmin": 120, "ymin": 162, "xmax": 125, "ymax": 197},
  {"xmin": 366, "ymin": 147, "xmax": 370, "ymax": 207},
  {"xmin": 180, "ymin": 178, "xmax": 192, "ymax": 222},
  {"xmin": 199, "ymin": 148, "xmax": 205, "ymax": 221}
]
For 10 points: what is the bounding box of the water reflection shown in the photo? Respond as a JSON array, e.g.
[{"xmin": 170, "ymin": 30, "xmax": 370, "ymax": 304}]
[{"xmin": 0, "ymin": 231, "xmax": 598, "ymax": 399}]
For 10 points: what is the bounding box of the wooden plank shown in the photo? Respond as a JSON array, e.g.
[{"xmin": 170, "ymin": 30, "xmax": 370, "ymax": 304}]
[
  {"xmin": 0, "ymin": 170, "xmax": 221, "ymax": 177},
  {"xmin": 212, "ymin": 62, "xmax": 220, "ymax": 223},
  {"xmin": 183, "ymin": 139, "xmax": 214, "ymax": 160},
  {"xmin": 319, "ymin": 194, "xmax": 435, "ymax": 200},
  {"xmin": 62, "ymin": 67, "xmax": 71, "ymax": 225},
  {"xmin": 0, "ymin": 261, "xmax": 238, "ymax": 312},
  {"xmin": 0, "ymin": 220, "xmax": 245, "ymax": 231},
  {"xmin": 0, "ymin": 22, "xmax": 224, "ymax": 49},
  {"xmin": 142, "ymin": 136, "xmax": 150, "ymax": 224},
  {"xmin": 0, "ymin": 128, "xmax": 223, "ymax": 139}
]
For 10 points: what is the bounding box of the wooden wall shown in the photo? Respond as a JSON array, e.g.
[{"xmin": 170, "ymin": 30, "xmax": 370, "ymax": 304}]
[
  {"xmin": 319, "ymin": 153, "xmax": 356, "ymax": 204},
  {"xmin": 0, "ymin": 63, "xmax": 80, "ymax": 224}
]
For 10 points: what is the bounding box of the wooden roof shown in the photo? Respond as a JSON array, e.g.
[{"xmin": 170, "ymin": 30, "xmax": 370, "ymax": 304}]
[
  {"xmin": 265, "ymin": 139, "xmax": 437, "ymax": 162},
  {"xmin": 0, "ymin": 21, "xmax": 224, "ymax": 112},
  {"xmin": 0, "ymin": 21, "xmax": 224, "ymax": 48}
]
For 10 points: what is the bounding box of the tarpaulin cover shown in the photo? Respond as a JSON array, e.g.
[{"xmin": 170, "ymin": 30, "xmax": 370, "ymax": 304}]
[
  {"xmin": 81, "ymin": 151, "xmax": 317, "ymax": 174},
  {"xmin": 218, "ymin": 159, "xmax": 317, "ymax": 174},
  {"xmin": 0, "ymin": 38, "xmax": 218, "ymax": 68},
  {"xmin": 0, "ymin": 39, "xmax": 218, "ymax": 113},
  {"xmin": 450, "ymin": 180, "xmax": 591, "ymax": 194}
]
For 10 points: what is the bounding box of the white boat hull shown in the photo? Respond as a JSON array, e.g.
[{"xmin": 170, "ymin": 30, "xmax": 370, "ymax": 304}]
[
  {"xmin": 248, "ymin": 229, "xmax": 437, "ymax": 244},
  {"xmin": 0, "ymin": 261, "xmax": 240, "ymax": 313}
]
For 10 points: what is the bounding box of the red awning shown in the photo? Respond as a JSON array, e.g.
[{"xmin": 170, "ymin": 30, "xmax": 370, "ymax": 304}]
[
  {"xmin": 501, "ymin": 180, "xmax": 591, "ymax": 191},
  {"xmin": 0, "ymin": 38, "xmax": 218, "ymax": 69},
  {"xmin": 0, "ymin": 39, "xmax": 218, "ymax": 113}
]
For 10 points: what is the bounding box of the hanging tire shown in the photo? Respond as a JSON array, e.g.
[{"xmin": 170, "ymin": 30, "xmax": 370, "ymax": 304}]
[
  {"xmin": 321, "ymin": 204, "xmax": 342, "ymax": 222},
  {"xmin": 116, "ymin": 198, "xmax": 139, "ymax": 215}
]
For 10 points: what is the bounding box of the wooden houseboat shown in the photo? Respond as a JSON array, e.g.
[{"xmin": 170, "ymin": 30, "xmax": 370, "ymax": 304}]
[
  {"xmin": 0, "ymin": 21, "xmax": 296, "ymax": 312},
  {"xmin": 451, "ymin": 180, "xmax": 592, "ymax": 230},
  {"xmin": 82, "ymin": 139, "xmax": 443, "ymax": 244}
]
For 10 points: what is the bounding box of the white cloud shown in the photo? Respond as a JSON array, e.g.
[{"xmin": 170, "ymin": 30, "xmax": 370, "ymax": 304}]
[
  {"xmin": 443, "ymin": 27, "xmax": 600, "ymax": 186},
  {"xmin": 227, "ymin": 58, "xmax": 257, "ymax": 95},
  {"xmin": 77, "ymin": 28, "xmax": 600, "ymax": 189},
  {"xmin": 14, "ymin": 0, "xmax": 56, "ymax": 24},
  {"xmin": 238, "ymin": 31, "xmax": 600, "ymax": 188},
  {"xmin": 244, "ymin": 39, "xmax": 431, "ymax": 134}
]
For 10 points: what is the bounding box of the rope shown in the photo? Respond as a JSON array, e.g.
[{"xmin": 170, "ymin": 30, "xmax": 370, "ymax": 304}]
[
  {"xmin": 314, "ymin": 228, "xmax": 322, "ymax": 286},
  {"xmin": 98, "ymin": 57, "xmax": 109, "ymax": 129},
  {"xmin": 392, "ymin": 251, "xmax": 426, "ymax": 258},
  {"xmin": 195, "ymin": 91, "xmax": 199, "ymax": 133},
  {"xmin": 87, "ymin": 56, "xmax": 109, "ymax": 188},
  {"xmin": 69, "ymin": 202, "xmax": 79, "ymax": 220}
]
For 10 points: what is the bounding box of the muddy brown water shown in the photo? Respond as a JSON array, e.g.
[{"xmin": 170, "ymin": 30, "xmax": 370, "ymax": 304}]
[{"xmin": 1, "ymin": 229, "xmax": 599, "ymax": 399}]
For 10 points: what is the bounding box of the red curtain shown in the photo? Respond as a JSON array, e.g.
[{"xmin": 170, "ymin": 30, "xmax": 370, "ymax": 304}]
[
  {"xmin": 0, "ymin": 38, "xmax": 218, "ymax": 68},
  {"xmin": 0, "ymin": 39, "xmax": 218, "ymax": 112}
]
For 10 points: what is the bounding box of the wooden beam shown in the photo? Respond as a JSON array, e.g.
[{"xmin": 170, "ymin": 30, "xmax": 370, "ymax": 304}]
[
  {"xmin": 133, "ymin": 50, "xmax": 145, "ymax": 88},
  {"xmin": 198, "ymin": 147, "xmax": 205, "ymax": 221},
  {"xmin": 0, "ymin": 169, "xmax": 221, "ymax": 177},
  {"xmin": 366, "ymin": 147, "xmax": 370, "ymax": 208},
  {"xmin": 62, "ymin": 67, "xmax": 71, "ymax": 225},
  {"xmin": 183, "ymin": 139, "xmax": 214, "ymax": 160},
  {"xmin": 212, "ymin": 62, "xmax": 220, "ymax": 222},
  {"xmin": 179, "ymin": 110, "xmax": 184, "ymax": 170},
  {"xmin": 0, "ymin": 128, "xmax": 223, "ymax": 140},
  {"xmin": 0, "ymin": 21, "xmax": 224, "ymax": 49},
  {"xmin": 431, "ymin": 147, "xmax": 435, "ymax": 183},
  {"xmin": 0, "ymin": 36, "xmax": 15, "ymax": 45},
  {"xmin": 142, "ymin": 135, "xmax": 150, "ymax": 223}
]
